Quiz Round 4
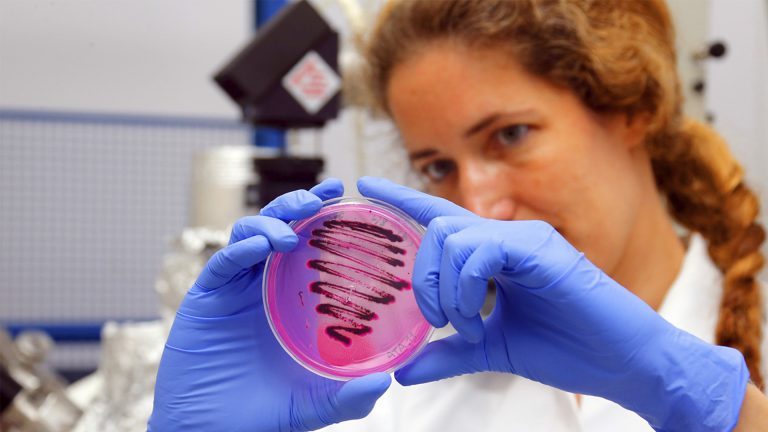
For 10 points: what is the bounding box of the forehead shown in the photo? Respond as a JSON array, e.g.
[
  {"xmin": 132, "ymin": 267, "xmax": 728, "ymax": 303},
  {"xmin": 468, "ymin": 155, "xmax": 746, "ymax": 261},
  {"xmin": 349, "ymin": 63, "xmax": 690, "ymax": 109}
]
[
  {"xmin": 387, "ymin": 41, "xmax": 534, "ymax": 105},
  {"xmin": 385, "ymin": 41, "xmax": 579, "ymax": 141}
]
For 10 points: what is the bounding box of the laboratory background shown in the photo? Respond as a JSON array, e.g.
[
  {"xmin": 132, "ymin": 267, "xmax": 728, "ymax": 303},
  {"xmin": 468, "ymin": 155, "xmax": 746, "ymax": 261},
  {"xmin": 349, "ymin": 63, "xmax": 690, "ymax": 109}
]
[{"xmin": 0, "ymin": 0, "xmax": 767, "ymax": 430}]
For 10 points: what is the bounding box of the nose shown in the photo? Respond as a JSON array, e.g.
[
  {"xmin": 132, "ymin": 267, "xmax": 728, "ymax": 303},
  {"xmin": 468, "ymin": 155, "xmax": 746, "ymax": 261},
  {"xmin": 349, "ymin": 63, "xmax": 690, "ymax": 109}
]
[
  {"xmin": 457, "ymin": 165, "xmax": 517, "ymax": 220},
  {"xmin": 463, "ymin": 195, "xmax": 517, "ymax": 220}
]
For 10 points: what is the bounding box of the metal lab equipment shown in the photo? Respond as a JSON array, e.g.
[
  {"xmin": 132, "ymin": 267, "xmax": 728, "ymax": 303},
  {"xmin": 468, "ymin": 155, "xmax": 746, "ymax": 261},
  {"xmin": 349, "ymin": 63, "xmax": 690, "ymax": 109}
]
[{"xmin": 0, "ymin": 329, "xmax": 81, "ymax": 432}]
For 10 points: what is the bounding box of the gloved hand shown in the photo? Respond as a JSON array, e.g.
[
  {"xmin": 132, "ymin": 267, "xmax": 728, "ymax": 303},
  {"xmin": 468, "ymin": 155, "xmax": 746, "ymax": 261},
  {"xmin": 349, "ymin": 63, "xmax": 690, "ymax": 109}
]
[
  {"xmin": 357, "ymin": 176, "xmax": 749, "ymax": 432},
  {"xmin": 149, "ymin": 179, "xmax": 391, "ymax": 432}
]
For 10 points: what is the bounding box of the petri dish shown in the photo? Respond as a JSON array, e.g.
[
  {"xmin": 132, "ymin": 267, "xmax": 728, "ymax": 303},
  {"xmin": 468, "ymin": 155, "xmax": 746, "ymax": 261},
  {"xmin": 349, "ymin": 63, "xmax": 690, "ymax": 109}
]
[{"xmin": 263, "ymin": 197, "xmax": 432, "ymax": 380}]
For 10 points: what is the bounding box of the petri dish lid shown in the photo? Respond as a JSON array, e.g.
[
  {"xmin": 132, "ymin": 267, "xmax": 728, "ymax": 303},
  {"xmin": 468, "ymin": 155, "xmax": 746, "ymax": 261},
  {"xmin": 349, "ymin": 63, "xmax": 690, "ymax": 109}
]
[{"xmin": 263, "ymin": 196, "xmax": 433, "ymax": 380}]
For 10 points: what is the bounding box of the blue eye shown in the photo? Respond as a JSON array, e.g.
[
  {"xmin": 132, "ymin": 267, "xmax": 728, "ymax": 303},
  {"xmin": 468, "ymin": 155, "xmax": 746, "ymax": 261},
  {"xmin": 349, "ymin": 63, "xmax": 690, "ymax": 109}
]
[
  {"xmin": 496, "ymin": 125, "xmax": 529, "ymax": 147},
  {"xmin": 421, "ymin": 159, "xmax": 456, "ymax": 183}
]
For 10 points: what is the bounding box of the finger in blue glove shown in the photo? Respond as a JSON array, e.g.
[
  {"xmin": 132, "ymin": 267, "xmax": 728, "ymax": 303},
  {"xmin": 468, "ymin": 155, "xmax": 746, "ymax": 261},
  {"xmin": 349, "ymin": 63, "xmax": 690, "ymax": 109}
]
[{"xmin": 150, "ymin": 178, "xmax": 393, "ymax": 432}]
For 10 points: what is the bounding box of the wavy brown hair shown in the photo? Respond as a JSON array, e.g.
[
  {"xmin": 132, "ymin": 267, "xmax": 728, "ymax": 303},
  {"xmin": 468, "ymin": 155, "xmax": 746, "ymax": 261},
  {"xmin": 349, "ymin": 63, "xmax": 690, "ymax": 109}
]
[{"xmin": 366, "ymin": 0, "xmax": 765, "ymax": 388}]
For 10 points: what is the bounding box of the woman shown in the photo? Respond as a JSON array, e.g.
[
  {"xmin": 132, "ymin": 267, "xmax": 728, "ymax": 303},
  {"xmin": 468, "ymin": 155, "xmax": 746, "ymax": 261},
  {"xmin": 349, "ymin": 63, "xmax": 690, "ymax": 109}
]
[
  {"xmin": 349, "ymin": 0, "xmax": 768, "ymax": 429},
  {"xmin": 148, "ymin": 0, "xmax": 768, "ymax": 430}
]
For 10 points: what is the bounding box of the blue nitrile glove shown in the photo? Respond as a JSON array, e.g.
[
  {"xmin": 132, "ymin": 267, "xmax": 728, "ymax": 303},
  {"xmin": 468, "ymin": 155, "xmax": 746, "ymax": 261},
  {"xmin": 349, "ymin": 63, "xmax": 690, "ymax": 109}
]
[
  {"xmin": 148, "ymin": 178, "xmax": 391, "ymax": 432},
  {"xmin": 357, "ymin": 176, "xmax": 749, "ymax": 432}
]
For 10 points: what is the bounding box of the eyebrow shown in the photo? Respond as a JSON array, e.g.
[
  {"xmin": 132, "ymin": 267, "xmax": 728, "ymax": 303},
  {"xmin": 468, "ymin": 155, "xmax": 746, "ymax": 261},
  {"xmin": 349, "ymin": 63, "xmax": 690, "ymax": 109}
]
[
  {"xmin": 464, "ymin": 114, "xmax": 501, "ymax": 138},
  {"xmin": 464, "ymin": 109, "xmax": 537, "ymax": 137},
  {"xmin": 408, "ymin": 149, "xmax": 438, "ymax": 162}
]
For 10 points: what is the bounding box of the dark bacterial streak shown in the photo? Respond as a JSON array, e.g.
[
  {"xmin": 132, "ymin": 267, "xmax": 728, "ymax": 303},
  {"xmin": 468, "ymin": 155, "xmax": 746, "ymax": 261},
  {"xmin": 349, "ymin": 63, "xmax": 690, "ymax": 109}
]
[{"xmin": 308, "ymin": 219, "xmax": 410, "ymax": 346}]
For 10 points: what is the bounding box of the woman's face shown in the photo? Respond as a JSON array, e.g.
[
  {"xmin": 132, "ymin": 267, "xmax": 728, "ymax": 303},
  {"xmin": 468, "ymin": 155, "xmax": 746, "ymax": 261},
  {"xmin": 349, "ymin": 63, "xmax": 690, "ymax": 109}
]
[{"xmin": 386, "ymin": 41, "xmax": 651, "ymax": 274}]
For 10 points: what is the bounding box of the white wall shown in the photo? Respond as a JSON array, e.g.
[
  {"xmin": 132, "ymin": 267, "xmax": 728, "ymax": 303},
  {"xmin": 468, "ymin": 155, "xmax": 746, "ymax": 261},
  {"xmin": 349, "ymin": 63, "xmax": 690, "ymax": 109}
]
[
  {"xmin": 667, "ymin": 0, "xmax": 710, "ymax": 121},
  {"xmin": 706, "ymin": 0, "xmax": 768, "ymax": 239},
  {"xmin": 0, "ymin": 0, "xmax": 251, "ymax": 117}
]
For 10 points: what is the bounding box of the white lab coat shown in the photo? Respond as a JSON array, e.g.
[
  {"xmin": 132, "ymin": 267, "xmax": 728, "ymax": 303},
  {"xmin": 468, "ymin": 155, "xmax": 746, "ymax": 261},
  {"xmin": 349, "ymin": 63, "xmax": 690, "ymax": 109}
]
[{"xmin": 325, "ymin": 234, "xmax": 768, "ymax": 431}]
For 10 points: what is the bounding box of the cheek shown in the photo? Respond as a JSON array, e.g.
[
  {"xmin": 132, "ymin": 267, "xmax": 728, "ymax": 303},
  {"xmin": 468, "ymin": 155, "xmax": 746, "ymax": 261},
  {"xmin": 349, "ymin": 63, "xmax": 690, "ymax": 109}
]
[
  {"xmin": 501, "ymin": 154, "xmax": 577, "ymax": 223},
  {"xmin": 511, "ymin": 154, "xmax": 632, "ymax": 272},
  {"xmin": 562, "ymin": 175, "xmax": 639, "ymax": 273},
  {"xmin": 424, "ymin": 182, "xmax": 458, "ymax": 203}
]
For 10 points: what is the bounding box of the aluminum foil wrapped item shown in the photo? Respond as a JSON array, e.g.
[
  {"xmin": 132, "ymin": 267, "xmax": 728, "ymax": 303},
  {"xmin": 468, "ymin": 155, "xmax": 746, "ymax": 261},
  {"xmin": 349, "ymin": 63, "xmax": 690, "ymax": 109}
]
[
  {"xmin": 1, "ymin": 329, "xmax": 82, "ymax": 432},
  {"xmin": 155, "ymin": 227, "xmax": 229, "ymax": 321},
  {"xmin": 71, "ymin": 321, "xmax": 165, "ymax": 432},
  {"xmin": 70, "ymin": 227, "xmax": 228, "ymax": 432}
]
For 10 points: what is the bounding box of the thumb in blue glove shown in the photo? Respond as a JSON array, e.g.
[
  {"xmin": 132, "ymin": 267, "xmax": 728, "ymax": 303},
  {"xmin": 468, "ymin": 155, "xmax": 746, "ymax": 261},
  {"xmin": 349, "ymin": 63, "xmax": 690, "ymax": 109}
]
[
  {"xmin": 149, "ymin": 178, "xmax": 391, "ymax": 432},
  {"xmin": 358, "ymin": 176, "xmax": 748, "ymax": 432}
]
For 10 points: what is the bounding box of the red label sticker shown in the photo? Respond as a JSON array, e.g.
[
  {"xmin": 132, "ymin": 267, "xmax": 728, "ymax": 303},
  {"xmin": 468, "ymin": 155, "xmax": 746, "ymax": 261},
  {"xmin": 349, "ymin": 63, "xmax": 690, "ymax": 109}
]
[{"xmin": 282, "ymin": 51, "xmax": 341, "ymax": 115}]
